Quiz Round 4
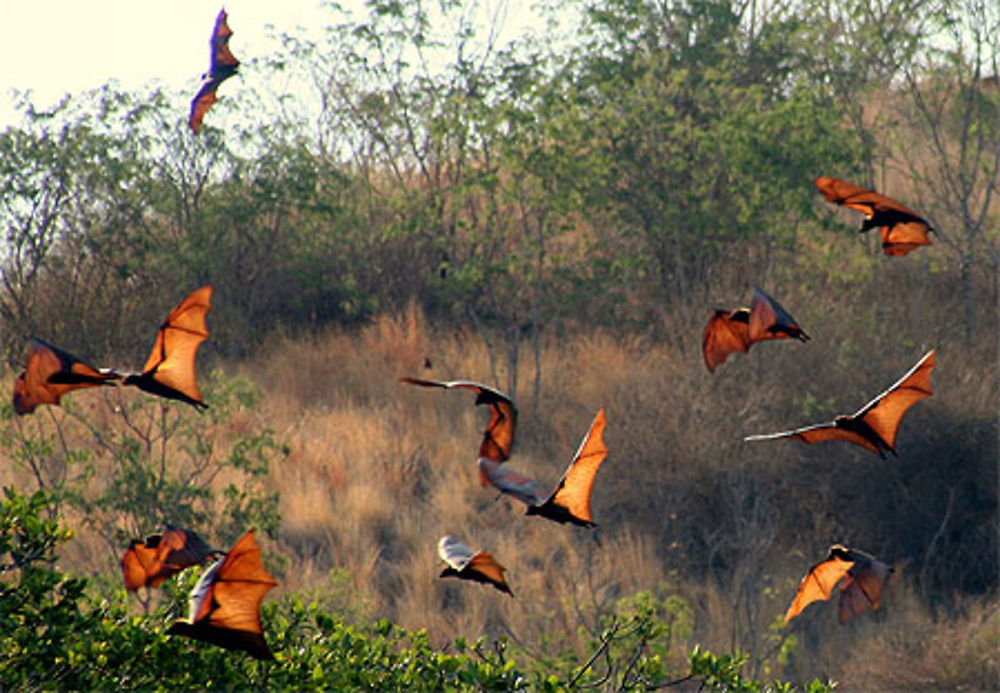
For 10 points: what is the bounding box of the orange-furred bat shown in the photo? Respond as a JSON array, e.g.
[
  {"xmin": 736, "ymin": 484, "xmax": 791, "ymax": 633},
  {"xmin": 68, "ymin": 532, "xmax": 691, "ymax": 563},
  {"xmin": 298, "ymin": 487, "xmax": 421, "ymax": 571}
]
[
  {"xmin": 744, "ymin": 350, "xmax": 935, "ymax": 457},
  {"xmin": 784, "ymin": 544, "xmax": 893, "ymax": 624},
  {"xmin": 400, "ymin": 377, "xmax": 517, "ymax": 484},
  {"xmin": 437, "ymin": 535, "xmax": 513, "ymax": 596},
  {"xmin": 166, "ymin": 530, "xmax": 277, "ymax": 660},
  {"xmin": 12, "ymin": 338, "xmax": 120, "ymax": 415},
  {"xmin": 121, "ymin": 286, "xmax": 212, "ymax": 410},
  {"xmin": 815, "ymin": 176, "xmax": 933, "ymax": 256},
  {"xmin": 189, "ymin": 9, "xmax": 240, "ymax": 133},
  {"xmin": 121, "ymin": 526, "xmax": 219, "ymax": 591},
  {"xmin": 479, "ymin": 408, "xmax": 608, "ymax": 527},
  {"xmin": 702, "ymin": 288, "xmax": 809, "ymax": 373}
]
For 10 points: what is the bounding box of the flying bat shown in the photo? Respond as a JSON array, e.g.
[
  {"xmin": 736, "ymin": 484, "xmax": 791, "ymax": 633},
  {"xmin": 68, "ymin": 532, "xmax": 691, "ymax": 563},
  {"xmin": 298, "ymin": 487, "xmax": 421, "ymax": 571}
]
[
  {"xmin": 120, "ymin": 286, "xmax": 212, "ymax": 410},
  {"xmin": 121, "ymin": 526, "xmax": 219, "ymax": 591},
  {"xmin": 400, "ymin": 377, "xmax": 517, "ymax": 483},
  {"xmin": 437, "ymin": 535, "xmax": 513, "ymax": 596},
  {"xmin": 479, "ymin": 408, "xmax": 608, "ymax": 527},
  {"xmin": 167, "ymin": 530, "xmax": 277, "ymax": 660},
  {"xmin": 12, "ymin": 338, "xmax": 120, "ymax": 415},
  {"xmin": 784, "ymin": 544, "xmax": 893, "ymax": 624},
  {"xmin": 702, "ymin": 288, "xmax": 810, "ymax": 373},
  {"xmin": 745, "ymin": 350, "xmax": 935, "ymax": 457},
  {"xmin": 815, "ymin": 176, "xmax": 933, "ymax": 256},
  {"xmin": 189, "ymin": 9, "xmax": 240, "ymax": 133}
]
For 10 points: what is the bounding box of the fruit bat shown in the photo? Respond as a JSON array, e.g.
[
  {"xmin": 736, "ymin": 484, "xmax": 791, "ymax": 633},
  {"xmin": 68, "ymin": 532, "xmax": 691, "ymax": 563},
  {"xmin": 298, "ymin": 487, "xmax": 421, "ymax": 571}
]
[
  {"xmin": 702, "ymin": 288, "xmax": 810, "ymax": 373},
  {"xmin": 167, "ymin": 530, "xmax": 277, "ymax": 660},
  {"xmin": 121, "ymin": 286, "xmax": 212, "ymax": 410},
  {"xmin": 815, "ymin": 176, "xmax": 934, "ymax": 256},
  {"xmin": 744, "ymin": 350, "xmax": 935, "ymax": 457},
  {"xmin": 400, "ymin": 377, "xmax": 517, "ymax": 483},
  {"xmin": 121, "ymin": 526, "xmax": 219, "ymax": 591},
  {"xmin": 189, "ymin": 9, "xmax": 240, "ymax": 133},
  {"xmin": 479, "ymin": 408, "xmax": 608, "ymax": 527},
  {"xmin": 12, "ymin": 338, "xmax": 120, "ymax": 415},
  {"xmin": 784, "ymin": 544, "xmax": 893, "ymax": 624},
  {"xmin": 437, "ymin": 535, "xmax": 513, "ymax": 596}
]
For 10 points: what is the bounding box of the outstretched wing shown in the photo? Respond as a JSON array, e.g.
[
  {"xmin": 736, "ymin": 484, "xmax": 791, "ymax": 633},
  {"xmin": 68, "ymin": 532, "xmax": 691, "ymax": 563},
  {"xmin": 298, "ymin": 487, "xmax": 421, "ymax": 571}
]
[
  {"xmin": 815, "ymin": 176, "xmax": 923, "ymax": 219},
  {"xmin": 437, "ymin": 535, "xmax": 475, "ymax": 572},
  {"xmin": 784, "ymin": 553, "xmax": 854, "ymax": 623},
  {"xmin": 533, "ymin": 409, "xmax": 609, "ymax": 527},
  {"xmin": 478, "ymin": 458, "xmax": 546, "ymax": 506},
  {"xmin": 853, "ymin": 350, "xmax": 935, "ymax": 451},
  {"xmin": 748, "ymin": 288, "xmax": 810, "ymax": 343},
  {"xmin": 744, "ymin": 422, "xmax": 882, "ymax": 456},
  {"xmin": 702, "ymin": 309, "xmax": 751, "ymax": 373},
  {"xmin": 129, "ymin": 286, "xmax": 212, "ymax": 409},
  {"xmin": 401, "ymin": 377, "xmax": 517, "ymax": 467},
  {"xmin": 437, "ymin": 535, "xmax": 512, "ymax": 595},
  {"xmin": 189, "ymin": 9, "xmax": 240, "ymax": 133},
  {"xmin": 13, "ymin": 338, "xmax": 119, "ymax": 415}
]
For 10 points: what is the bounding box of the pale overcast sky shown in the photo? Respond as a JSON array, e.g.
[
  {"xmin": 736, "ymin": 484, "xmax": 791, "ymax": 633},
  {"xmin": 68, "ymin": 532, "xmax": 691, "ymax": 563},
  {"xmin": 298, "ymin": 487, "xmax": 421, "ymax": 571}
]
[{"xmin": 0, "ymin": 0, "xmax": 545, "ymax": 128}]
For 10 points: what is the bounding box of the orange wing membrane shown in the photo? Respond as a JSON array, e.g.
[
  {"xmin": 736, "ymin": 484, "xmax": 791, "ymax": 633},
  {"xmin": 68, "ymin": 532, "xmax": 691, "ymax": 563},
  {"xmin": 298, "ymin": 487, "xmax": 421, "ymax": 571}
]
[
  {"xmin": 703, "ymin": 288, "xmax": 809, "ymax": 373},
  {"xmin": 785, "ymin": 545, "xmax": 892, "ymax": 624},
  {"xmin": 744, "ymin": 350, "xmax": 935, "ymax": 457},
  {"xmin": 12, "ymin": 338, "xmax": 120, "ymax": 415},
  {"xmin": 121, "ymin": 526, "xmax": 218, "ymax": 591},
  {"xmin": 189, "ymin": 9, "xmax": 240, "ymax": 133},
  {"xmin": 123, "ymin": 286, "xmax": 212, "ymax": 410},
  {"xmin": 166, "ymin": 530, "xmax": 278, "ymax": 660},
  {"xmin": 815, "ymin": 176, "xmax": 933, "ymax": 256},
  {"xmin": 480, "ymin": 409, "xmax": 608, "ymax": 528},
  {"xmin": 437, "ymin": 535, "xmax": 513, "ymax": 596}
]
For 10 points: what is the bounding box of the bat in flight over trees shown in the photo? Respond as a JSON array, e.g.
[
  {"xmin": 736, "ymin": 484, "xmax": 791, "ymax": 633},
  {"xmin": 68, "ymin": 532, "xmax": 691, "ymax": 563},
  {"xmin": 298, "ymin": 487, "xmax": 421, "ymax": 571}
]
[
  {"xmin": 437, "ymin": 535, "xmax": 513, "ymax": 596},
  {"xmin": 167, "ymin": 530, "xmax": 278, "ymax": 660},
  {"xmin": 121, "ymin": 526, "xmax": 220, "ymax": 591},
  {"xmin": 119, "ymin": 286, "xmax": 212, "ymax": 410},
  {"xmin": 784, "ymin": 544, "xmax": 893, "ymax": 624},
  {"xmin": 744, "ymin": 350, "xmax": 935, "ymax": 458},
  {"xmin": 479, "ymin": 408, "xmax": 608, "ymax": 528},
  {"xmin": 702, "ymin": 287, "xmax": 810, "ymax": 373},
  {"xmin": 12, "ymin": 338, "xmax": 120, "ymax": 415},
  {"xmin": 400, "ymin": 377, "xmax": 517, "ymax": 483},
  {"xmin": 815, "ymin": 176, "xmax": 934, "ymax": 257},
  {"xmin": 189, "ymin": 9, "xmax": 240, "ymax": 133}
]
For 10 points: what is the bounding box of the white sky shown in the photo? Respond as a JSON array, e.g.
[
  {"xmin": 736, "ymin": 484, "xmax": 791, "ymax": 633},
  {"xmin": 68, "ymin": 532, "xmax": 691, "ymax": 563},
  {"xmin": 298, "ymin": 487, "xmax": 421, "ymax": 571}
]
[{"xmin": 0, "ymin": 0, "xmax": 549, "ymax": 128}]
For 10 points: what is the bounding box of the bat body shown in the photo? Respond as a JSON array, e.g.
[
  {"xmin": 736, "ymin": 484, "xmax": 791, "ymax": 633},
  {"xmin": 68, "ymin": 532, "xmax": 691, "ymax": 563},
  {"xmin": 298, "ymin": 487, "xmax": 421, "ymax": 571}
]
[
  {"xmin": 744, "ymin": 350, "xmax": 935, "ymax": 457},
  {"xmin": 784, "ymin": 544, "xmax": 893, "ymax": 624},
  {"xmin": 121, "ymin": 526, "xmax": 219, "ymax": 591},
  {"xmin": 437, "ymin": 535, "xmax": 513, "ymax": 596},
  {"xmin": 400, "ymin": 377, "xmax": 517, "ymax": 484},
  {"xmin": 167, "ymin": 530, "xmax": 277, "ymax": 660},
  {"xmin": 479, "ymin": 408, "xmax": 608, "ymax": 528},
  {"xmin": 703, "ymin": 288, "xmax": 809, "ymax": 373},
  {"xmin": 121, "ymin": 286, "xmax": 212, "ymax": 410},
  {"xmin": 12, "ymin": 338, "xmax": 120, "ymax": 415},
  {"xmin": 815, "ymin": 176, "xmax": 933, "ymax": 256},
  {"xmin": 189, "ymin": 9, "xmax": 240, "ymax": 133}
]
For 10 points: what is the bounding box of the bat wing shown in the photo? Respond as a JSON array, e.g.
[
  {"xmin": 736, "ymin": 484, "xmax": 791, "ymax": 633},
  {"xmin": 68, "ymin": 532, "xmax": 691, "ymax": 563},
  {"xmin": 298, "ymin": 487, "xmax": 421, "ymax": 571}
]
[
  {"xmin": 748, "ymin": 288, "xmax": 810, "ymax": 343},
  {"xmin": 152, "ymin": 527, "xmax": 218, "ymax": 586},
  {"xmin": 189, "ymin": 80, "xmax": 222, "ymax": 134},
  {"xmin": 702, "ymin": 309, "xmax": 751, "ymax": 373},
  {"xmin": 128, "ymin": 286, "xmax": 212, "ymax": 409},
  {"xmin": 478, "ymin": 458, "xmax": 546, "ymax": 506},
  {"xmin": 437, "ymin": 536, "xmax": 512, "ymax": 595},
  {"xmin": 121, "ymin": 539, "xmax": 161, "ymax": 591},
  {"xmin": 189, "ymin": 10, "xmax": 239, "ymax": 134},
  {"xmin": 880, "ymin": 220, "xmax": 933, "ymax": 256},
  {"xmin": 437, "ymin": 535, "xmax": 476, "ymax": 571},
  {"xmin": 815, "ymin": 176, "xmax": 924, "ymax": 219},
  {"xmin": 401, "ymin": 377, "xmax": 517, "ymax": 478},
  {"xmin": 744, "ymin": 422, "xmax": 882, "ymax": 456},
  {"xmin": 168, "ymin": 530, "xmax": 277, "ymax": 660},
  {"xmin": 853, "ymin": 350, "xmax": 935, "ymax": 451},
  {"xmin": 465, "ymin": 552, "xmax": 512, "ymax": 595},
  {"xmin": 784, "ymin": 554, "xmax": 854, "ymax": 623},
  {"xmin": 837, "ymin": 555, "xmax": 893, "ymax": 623},
  {"xmin": 531, "ymin": 409, "xmax": 608, "ymax": 527},
  {"xmin": 13, "ymin": 338, "xmax": 119, "ymax": 415}
]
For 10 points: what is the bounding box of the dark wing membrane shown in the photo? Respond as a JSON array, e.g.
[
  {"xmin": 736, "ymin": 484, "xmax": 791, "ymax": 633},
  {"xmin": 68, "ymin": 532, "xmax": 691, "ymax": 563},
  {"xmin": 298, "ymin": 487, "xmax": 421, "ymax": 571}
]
[
  {"xmin": 535, "ymin": 409, "xmax": 609, "ymax": 527},
  {"xmin": 13, "ymin": 338, "xmax": 119, "ymax": 415},
  {"xmin": 744, "ymin": 422, "xmax": 882, "ymax": 456},
  {"xmin": 815, "ymin": 176, "xmax": 924, "ymax": 219},
  {"xmin": 702, "ymin": 309, "xmax": 751, "ymax": 373},
  {"xmin": 854, "ymin": 350, "xmax": 935, "ymax": 450},
  {"xmin": 189, "ymin": 80, "xmax": 222, "ymax": 133},
  {"xmin": 837, "ymin": 556, "xmax": 892, "ymax": 623},
  {"xmin": 784, "ymin": 554, "xmax": 854, "ymax": 623},
  {"xmin": 209, "ymin": 9, "xmax": 239, "ymax": 73},
  {"xmin": 748, "ymin": 288, "xmax": 810, "ymax": 343},
  {"xmin": 466, "ymin": 552, "xmax": 512, "ymax": 594},
  {"xmin": 880, "ymin": 221, "xmax": 932, "ymax": 256}
]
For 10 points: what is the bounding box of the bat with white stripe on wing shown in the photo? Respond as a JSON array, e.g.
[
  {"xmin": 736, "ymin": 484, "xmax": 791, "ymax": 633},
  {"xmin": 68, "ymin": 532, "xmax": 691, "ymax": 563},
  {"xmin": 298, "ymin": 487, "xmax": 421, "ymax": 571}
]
[
  {"xmin": 479, "ymin": 408, "xmax": 608, "ymax": 528},
  {"xmin": 744, "ymin": 350, "xmax": 935, "ymax": 458},
  {"xmin": 437, "ymin": 535, "xmax": 513, "ymax": 596}
]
